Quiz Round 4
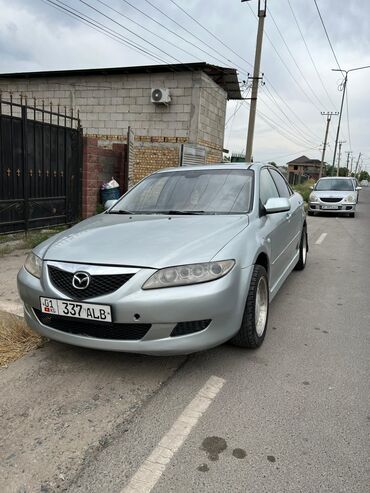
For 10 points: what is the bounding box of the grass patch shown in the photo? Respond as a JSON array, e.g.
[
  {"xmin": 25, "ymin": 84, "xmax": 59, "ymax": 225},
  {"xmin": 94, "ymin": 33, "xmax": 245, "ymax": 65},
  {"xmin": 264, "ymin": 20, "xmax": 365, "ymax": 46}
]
[
  {"xmin": 0, "ymin": 226, "xmax": 67, "ymax": 256},
  {"xmin": 293, "ymin": 179, "xmax": 315, "ymax": 203},
  {"xmin": 0, "ymin": 311, "xmax": 45, "ymax": 367}
]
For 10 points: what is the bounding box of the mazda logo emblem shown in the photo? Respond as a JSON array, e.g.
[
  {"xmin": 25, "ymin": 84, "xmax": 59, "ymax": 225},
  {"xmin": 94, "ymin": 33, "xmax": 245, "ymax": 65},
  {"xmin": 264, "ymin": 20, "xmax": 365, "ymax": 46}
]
[{"xmin": 72, "ymin": 272, "xmax": 91, "ymax": 290}]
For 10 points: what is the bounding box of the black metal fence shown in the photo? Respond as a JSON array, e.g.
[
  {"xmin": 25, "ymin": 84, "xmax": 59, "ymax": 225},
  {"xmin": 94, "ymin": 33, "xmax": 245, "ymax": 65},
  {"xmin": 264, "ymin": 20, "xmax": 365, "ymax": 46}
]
[{"xmin": 0, "ymin": 96, "xmax": 83, "ymax": 234}]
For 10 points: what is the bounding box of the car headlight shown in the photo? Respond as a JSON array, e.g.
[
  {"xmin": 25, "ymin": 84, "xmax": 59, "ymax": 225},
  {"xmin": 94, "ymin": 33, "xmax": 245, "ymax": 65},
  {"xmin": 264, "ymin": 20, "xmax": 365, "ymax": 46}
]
[
  {"xmin": 344, "ymin": 195, "xmax": 355, "ymax": 203},
  {"xmin": 142, "ymin": 260, "xmax": 235, "ymax": 290},
  {"xmin": 309, "ymin": 193, "xmax": 319, "ymax": 202},
  {"xmin": 24, "ymin": 252, "xmax": 43, "ymax": 278}
]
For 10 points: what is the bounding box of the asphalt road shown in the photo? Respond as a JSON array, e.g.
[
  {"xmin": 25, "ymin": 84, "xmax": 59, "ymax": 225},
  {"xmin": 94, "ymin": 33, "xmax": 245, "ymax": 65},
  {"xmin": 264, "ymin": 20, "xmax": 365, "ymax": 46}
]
[{"xmin": 1, "ymin": 190, "xmax": 369, "ymax": 493}]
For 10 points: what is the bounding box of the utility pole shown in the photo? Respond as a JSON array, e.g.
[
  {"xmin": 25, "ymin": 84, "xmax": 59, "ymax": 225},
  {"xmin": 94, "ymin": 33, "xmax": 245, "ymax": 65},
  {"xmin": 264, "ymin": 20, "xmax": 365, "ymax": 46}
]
[
  {"xmin": 350, "ymin": 155, "xmax": 354, "ymax": 175},
  {"xmin": 345, "ymin": 151, "xmax": 351, "ymax": 175},
  {"xmin": 354, "ymin": 152, "xmax": 362, "ymax": 176},
  {"xmin": 242, "ymin": 0, "xmax": 267, "ymax": 162},
  {"xmin": 319, "ymin": 111, "xmax": 338, "ymax": 179},
  {"xmin": 336, "ymin": 141, "xmax": 346, "ymax": 176},
  {"xmin": 332, "ymin": 65, "xmax": 370, "ymax": 167}
]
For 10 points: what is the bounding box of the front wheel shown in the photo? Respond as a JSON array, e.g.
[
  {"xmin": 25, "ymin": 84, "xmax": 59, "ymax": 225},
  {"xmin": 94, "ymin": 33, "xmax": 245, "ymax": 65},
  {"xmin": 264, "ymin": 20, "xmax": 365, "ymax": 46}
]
[
  {"xmin": 231, "ymin": 265, "xmax": 269, "ymax": 349},
  {"xmin": 294, "ymin": 226, "xmax": 308, "ymax": 271}
]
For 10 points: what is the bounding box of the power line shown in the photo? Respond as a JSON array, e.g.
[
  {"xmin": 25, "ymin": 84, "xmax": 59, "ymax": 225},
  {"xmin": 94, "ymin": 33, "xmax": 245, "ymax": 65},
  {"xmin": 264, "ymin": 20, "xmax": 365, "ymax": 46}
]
[
  {"xmin": 118, "ymin": 0, "xmax": 249, "ymax": 78},
  {"xmin": 259, "ymin": 92, "xmax": 319, "ymax": 147},
  {"xmin": 345, "ymin": 86, "xmax": 352, "ymax": 151},
  {"xmin": 78, "ymin": 0, "xmax": 184, "ymax": 65},
  {"xmin": 313, "ymin": 0, "xmax": 342, "ymax": 70},
  {"xmin": 41, "ymin": 0, "xmax": 170, "ymax": 64},
  {"xmin": 286, "ymin": 0, "xmax": 337, "ymax": 109},
  {"xmin": 168, "ymin": 0, "xmax": 253, "ymax": 69},
  {"xmin": 246, "ymin": 3, "xmax": 323, "ymax": 114},
  {"xmin": 92, "ymin": 0, "xmax": 205, "ymax": 63},
  {"xmin": 268, "ymin": 8, "xmax": 325, "ymax": 111},
  {"xmin": 263, "ymin": 80, "xmax": 322, "ymax": 141}
]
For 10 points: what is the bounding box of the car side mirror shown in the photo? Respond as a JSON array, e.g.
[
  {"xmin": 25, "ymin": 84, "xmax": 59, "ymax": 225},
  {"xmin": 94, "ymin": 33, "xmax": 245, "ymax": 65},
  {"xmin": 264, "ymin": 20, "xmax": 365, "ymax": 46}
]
[
  {"xmin": 309, "ymin": 186, "xmax": 314, "ymax": 190},
  {"xmin": 104, "ymin": 199, "xmax": 118, "ymax": 210},
  {"xmin": 356, "ymin": 186, "xmax": 362, "ymax": 191},
  {"xmin": 264, "ymin": 197, "xmax": 291, "ymax": 214}
]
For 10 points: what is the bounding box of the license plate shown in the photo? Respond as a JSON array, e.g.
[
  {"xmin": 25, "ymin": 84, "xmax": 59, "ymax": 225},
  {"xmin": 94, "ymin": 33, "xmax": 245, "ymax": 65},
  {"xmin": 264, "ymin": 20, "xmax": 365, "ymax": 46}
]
[
  {"xmin": 321, "ymin": 205, "xmax": 338, "ymax": 210},
  {"xmin": 40, "ymin": 297, "xmax": 112, "ymax": 322}
]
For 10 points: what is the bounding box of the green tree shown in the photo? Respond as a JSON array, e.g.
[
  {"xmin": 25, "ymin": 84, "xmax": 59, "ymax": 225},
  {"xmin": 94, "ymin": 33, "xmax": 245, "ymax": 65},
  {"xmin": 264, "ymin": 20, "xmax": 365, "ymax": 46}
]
[{"xmin": 359, "ymin": 170, "xmax": 370, "ymax": 181}]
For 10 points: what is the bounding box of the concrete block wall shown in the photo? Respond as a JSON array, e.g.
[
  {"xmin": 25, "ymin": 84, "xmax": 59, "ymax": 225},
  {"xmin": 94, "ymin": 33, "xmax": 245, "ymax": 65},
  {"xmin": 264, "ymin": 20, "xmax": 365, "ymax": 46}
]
[{"xmin": 0, "ymin": 69, "xmax": 229, "ymax": 212}]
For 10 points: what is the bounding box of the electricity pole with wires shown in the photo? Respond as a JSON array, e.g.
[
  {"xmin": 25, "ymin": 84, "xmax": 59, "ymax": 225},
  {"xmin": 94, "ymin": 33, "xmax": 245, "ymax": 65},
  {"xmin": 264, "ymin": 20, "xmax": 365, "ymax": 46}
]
[
  {"xmin": 336, "ymin": 140, "xmax": 346, "ymax": 176},
  {"xmin": 345, "ymin": 151, "xmax": 351, "ymax": 175},
  {"xmin": 331, "ymin": 65, "xmax": 370, "ymax": 168},
  {"xmin": 242, "ymin": 0, "xmax": 267, "ymax": 162},
  {"xmin": 354, "ymin": 152, "xmax": 362, "ymax": 176},
  {"xmin": 350, "ymin": 155, "xmax": 354, "ymax": 174},
  {"xmin": 319, "ymin": 111, "xmax": 338, "ymax": 179}
]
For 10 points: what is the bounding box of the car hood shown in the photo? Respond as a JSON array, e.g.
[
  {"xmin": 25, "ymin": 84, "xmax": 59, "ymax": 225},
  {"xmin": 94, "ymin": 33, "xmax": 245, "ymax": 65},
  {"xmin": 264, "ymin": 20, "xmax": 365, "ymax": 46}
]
[
  {"xmin": 37, "ymin": 214, "xmax": 249, "ymax": 268},
  {"xmin": 314, "ymin": 190, "xmax": 354, "ymax": 198}
]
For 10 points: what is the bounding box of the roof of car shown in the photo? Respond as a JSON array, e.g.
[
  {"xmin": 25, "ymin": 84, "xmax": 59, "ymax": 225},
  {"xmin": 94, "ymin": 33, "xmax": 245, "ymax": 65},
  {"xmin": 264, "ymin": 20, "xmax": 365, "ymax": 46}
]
[
  {"xmin": 318, "ymin": 176, "xmax": 353, "ymax": 180},
  {"xmin": 155, "ymin": 163, "xmax": 276, "ymax": 173}
]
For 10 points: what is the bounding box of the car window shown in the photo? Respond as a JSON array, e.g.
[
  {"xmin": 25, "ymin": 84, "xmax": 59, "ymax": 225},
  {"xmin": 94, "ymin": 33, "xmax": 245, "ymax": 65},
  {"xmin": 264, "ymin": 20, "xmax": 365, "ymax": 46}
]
[
  {"xmin": 109, "ymin": 169, "xmax": 254, "ymax": 214},
  {"xmin": 260, "ymin": 168, "xmax": 279, "ymax": 205},
  {"xmin": 269, "ymin": 169, "xmax": 291, "ymax": 198},
  {"xmin": 315, "ymin": 178, "xmax": 354, "ymax": 191}
]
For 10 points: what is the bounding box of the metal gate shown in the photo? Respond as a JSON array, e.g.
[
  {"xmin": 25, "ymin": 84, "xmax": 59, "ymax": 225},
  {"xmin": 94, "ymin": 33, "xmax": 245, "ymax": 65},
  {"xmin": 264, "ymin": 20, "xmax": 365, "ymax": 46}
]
[{"xmin": 0, "ymin": 96, "xmax": 82, "ymax": 234}]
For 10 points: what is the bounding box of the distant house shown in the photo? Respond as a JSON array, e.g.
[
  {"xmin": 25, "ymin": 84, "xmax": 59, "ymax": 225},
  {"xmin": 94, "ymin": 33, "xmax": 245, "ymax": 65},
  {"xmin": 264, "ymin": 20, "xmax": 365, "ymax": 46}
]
[{"xmin": 287, "ymin": 155, "xmax": 325, "ymax": 184}]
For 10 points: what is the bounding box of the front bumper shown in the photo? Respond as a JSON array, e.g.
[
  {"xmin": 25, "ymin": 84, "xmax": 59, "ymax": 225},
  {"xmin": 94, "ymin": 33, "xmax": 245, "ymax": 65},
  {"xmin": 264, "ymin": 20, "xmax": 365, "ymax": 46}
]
[
  {"xmin": 18, "ymin": 263, "xmax": 252, "ymax": 355},
  {"xmin": 308, "ymin": 202, "xmax": 356, "ymax": 213}
]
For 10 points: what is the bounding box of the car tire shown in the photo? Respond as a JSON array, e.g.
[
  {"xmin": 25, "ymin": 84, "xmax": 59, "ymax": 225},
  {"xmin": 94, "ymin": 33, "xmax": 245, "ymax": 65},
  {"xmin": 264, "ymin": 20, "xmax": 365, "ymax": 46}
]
[
  {"xmin": 294, "ymin": 226, "xmax": 308, "ymax": 271},
  {"xmin": 349, "ymin": 212, "xmax": 355, "ymax": 218},
  {"xmin": 231, "ymin": 265, "xmax": 269, "ymax": 349}
]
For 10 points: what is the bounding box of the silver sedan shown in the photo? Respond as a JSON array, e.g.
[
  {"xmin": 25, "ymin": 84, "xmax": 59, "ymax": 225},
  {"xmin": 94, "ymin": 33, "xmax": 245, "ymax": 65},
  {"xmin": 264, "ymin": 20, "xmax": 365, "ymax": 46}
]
[
  {"xmin": 18, "ymin": 163, "xmax": 307, "ymax": 355},
  {"xmin": 308, "ymin": 176, "xmax": 361, "ymax": 217}
]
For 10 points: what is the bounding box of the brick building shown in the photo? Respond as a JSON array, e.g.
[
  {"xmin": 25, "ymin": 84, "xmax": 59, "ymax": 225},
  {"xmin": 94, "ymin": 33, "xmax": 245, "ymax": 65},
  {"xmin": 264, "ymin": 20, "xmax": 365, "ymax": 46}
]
[
  {"xmin": 287, "ymin": 155, "xmax": 326, "ymax": 184},
  {"xmin": 0, "ymin": 63, "xmax": 242, "ymax": 216}
]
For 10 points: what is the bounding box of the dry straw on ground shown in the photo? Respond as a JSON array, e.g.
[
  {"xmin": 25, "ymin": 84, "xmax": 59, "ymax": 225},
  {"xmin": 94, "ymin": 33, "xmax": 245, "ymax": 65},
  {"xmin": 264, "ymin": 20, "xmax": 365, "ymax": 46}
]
[{"xmin": 0, "ymin": 311, "xmax": 45, "ymax": 367}]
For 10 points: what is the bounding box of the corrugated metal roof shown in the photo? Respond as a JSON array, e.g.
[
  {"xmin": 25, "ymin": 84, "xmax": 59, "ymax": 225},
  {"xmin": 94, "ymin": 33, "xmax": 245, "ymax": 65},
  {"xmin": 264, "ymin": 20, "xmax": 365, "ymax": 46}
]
[{"xmin": 0, "ymin": 62, "xmax": 243, "ymax": 100}]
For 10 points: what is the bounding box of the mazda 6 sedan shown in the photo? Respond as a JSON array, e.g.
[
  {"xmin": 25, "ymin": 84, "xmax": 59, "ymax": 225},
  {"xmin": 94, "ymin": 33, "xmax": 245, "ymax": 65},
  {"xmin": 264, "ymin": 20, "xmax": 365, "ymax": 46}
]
[{"xmin": 18, "ymin": 163, "xmax": 307, "ymax": 355}]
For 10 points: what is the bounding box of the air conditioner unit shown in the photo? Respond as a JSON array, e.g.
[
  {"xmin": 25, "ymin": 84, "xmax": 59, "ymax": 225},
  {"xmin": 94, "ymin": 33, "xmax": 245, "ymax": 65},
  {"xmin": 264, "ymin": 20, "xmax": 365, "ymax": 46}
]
[{"xmin": 151, "ymin": 88, "xmax": 171, "ymax": 104}]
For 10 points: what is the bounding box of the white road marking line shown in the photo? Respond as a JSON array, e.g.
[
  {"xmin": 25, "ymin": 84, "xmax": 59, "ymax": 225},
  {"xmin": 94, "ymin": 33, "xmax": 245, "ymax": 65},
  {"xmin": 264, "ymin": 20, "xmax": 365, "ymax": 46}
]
[
  {"xmin": 315, "ymin": 233, "xmax": 327, "ymax": 245},
  {"xmin": 122, "ymin": 375, "xmax": 226, "ymax": 493}
]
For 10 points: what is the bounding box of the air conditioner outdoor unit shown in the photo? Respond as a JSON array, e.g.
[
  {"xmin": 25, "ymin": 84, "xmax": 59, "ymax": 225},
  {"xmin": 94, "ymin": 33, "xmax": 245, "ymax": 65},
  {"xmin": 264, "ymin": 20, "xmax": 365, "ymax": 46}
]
[{"xmin": 151, "ymin": 88, "xmax": 171, "ymax": 104}]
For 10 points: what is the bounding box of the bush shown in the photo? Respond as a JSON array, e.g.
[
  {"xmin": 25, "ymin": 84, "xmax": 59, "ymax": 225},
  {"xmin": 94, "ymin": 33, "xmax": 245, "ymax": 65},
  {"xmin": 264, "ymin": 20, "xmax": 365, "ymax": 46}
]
[{"xmin": 293, "ymin": 179, "xmax": 315, "ymax": 203}]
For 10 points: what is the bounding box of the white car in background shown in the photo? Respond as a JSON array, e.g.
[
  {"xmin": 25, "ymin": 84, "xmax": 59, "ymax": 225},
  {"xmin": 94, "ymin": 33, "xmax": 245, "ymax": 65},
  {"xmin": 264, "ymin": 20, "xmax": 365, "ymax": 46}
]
[{"xmin": 308, "ymin": 177, "xmax": 361, "ymax": 218}]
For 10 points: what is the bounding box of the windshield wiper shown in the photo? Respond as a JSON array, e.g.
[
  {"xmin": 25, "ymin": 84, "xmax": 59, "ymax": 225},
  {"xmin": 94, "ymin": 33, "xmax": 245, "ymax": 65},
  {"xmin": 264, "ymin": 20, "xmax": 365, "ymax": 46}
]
[
  {"xmin": 107, "ymin": 210, "xmax": 136, "ymax": 215},
  {"xmin": 161, "ymin": 210, "xmax": 206, "ymax": 215}
]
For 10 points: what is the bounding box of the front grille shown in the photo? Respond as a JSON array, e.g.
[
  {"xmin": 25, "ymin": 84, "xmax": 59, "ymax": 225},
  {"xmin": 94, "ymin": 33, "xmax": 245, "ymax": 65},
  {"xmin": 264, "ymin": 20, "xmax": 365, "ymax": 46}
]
[
  {"xmin": 320, "ymin": 197, "xmax": 341, "ymax": 203},
  {"xmin": 34, "ymin": 309, "xmax": 151, "ymax": 340},
  {"xmin": 48, "ymin": 266, "xmax": 134, "ymax": 299},
  {"xmin": 171, "ymin": 319, "xmax": 211, "ymax": 337}
]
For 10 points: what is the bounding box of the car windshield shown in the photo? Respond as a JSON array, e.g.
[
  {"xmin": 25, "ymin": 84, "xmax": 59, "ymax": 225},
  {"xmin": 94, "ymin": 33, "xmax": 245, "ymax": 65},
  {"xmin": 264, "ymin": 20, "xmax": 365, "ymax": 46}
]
[
  {"xmin": 109, "ymin": 169, "xmax": 253, "ymax": 215},
  {"xmin": 315, "ymin": 178, "xmax": 354, "ymax": 191}
]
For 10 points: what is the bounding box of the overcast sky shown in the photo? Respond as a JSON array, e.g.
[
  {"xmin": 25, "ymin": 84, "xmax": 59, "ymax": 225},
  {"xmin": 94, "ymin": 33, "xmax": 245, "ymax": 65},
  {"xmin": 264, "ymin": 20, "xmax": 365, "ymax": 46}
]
[{"xmin": 1, "ymin": 0, "xmax": 369, "ymax": 169}]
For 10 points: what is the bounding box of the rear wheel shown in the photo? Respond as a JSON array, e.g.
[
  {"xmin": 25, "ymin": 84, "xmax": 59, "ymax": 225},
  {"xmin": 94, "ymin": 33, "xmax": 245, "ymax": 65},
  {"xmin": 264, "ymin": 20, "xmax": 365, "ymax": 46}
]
[
  {"xmin": 231, "ymin": 265, "xmax": 269, "ymax": 349},
  {"xmin": 294, "ymin": 226, "xmax": 308, "ymax": 271}
]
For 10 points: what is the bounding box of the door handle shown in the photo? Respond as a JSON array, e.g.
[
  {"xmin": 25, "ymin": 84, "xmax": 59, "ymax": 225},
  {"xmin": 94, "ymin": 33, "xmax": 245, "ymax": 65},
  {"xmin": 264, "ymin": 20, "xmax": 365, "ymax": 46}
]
[{"xmin": 286, "ymin": 212, "xmax": 292, "ymax": 220}]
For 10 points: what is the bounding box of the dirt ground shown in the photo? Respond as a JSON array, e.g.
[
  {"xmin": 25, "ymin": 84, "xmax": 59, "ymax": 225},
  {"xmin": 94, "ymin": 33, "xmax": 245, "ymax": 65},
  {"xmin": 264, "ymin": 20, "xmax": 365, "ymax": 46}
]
[{"xmin": 0, "ymin": 249, "xmax": 28, "ymax": 316}]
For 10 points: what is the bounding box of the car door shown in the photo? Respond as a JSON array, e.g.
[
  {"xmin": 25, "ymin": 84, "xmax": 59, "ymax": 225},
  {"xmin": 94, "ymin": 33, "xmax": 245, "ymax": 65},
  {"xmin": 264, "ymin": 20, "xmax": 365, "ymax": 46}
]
[
  {"xmin": 259, "ymin": 167, "xmax": 292, "ymax": 290},
  {"xmin": 269, "ymin": 168, "xmax": 303, "ymax": 267}
]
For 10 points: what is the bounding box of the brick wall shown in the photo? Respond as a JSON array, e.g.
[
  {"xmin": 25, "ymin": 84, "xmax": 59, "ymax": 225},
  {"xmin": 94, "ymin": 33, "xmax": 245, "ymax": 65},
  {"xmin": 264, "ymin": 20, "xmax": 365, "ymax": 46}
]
[
  {"xmin": 82, "ymin": 137, "xmax": 126, "ymax": 217},
  {"xmin": 133, "ymin": 145, "xmax": 180, "ymax": 183}
]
